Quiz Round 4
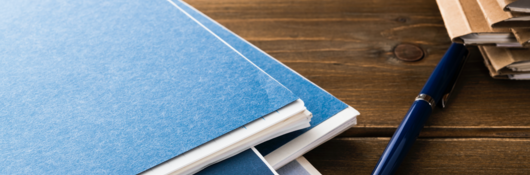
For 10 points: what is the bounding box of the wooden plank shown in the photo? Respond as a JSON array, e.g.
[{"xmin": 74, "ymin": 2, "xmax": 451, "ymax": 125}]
[
  {"xmin": 341, "ymin": 125, "xmax": 530, "ymax": 138},
  {"xmin": 183, "ymin": 0, "xmax": 530, "ymax": 137},
  {"xmin": 304, "ymin": 137, "xmax": 530, "ymax": 174}
]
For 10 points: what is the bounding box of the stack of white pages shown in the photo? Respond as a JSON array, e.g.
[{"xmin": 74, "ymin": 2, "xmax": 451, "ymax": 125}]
[{"xmin": 146, "ymin": 100, "xmax": 313, "ymax": 174}]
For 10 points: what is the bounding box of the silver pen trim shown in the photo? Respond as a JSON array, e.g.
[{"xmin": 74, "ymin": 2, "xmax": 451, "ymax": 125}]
[{"xmin": 415, "ymin": 94, "xmax": 435, "ymax": 109}]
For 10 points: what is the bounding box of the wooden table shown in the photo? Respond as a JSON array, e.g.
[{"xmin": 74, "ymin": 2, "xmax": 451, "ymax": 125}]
[{"xmin": 184, "ymin": 0, "xmax": 530, "ymax": 174}]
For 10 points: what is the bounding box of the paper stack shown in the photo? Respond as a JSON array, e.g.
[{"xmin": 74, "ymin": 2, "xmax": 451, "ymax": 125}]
[{"xmin": 437, "ymin": 0, "xmax": 530, "ymax": 80}]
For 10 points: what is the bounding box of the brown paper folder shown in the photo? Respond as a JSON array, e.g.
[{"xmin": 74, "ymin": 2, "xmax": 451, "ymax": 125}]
[
  {"xmin": 479, "ymin": 46, "xmax": 509, "ymax": 79},
  {"xmin": 478, "ymin": 0, "xmax": 530, "ymax": 28},
  {"xmin": 497, "ymin": 0, "xmax": 518, "ymax": 8},
  {"xmin": 480, "ymin": 45, "xmax": 530, "ymax": 71},
  {"xmin": 512, "ymin": 28, "xmax": 530, "ymax": 45},
  {"xmin": 479, "ymin": 46, "xmax": 530, "ymax": 79},
  {"xmin": 437, "ymin": 0, "xmax": 516, "ymax": 44}
]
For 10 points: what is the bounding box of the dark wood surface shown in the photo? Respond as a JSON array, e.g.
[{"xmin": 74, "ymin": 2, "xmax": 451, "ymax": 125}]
[
  {"xmin": 184, "ymin": 0, "xmax": 530, "ymax": 174},
  {"xmin": 305, "ymin": 138, "xmax": 530, "ymax": 174}
]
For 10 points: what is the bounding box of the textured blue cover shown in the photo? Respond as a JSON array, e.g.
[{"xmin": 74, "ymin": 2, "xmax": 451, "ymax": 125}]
[
  {"xmin": 174, "ymin": 0, "xmax": 349, "ymax": 156},
  {"xmin": 196, "ymin": 149, "xmax": 275, "ymax": 175},
  {"xmin": 0, "ymin": 0, "xmax": 298, "ymax": 174}
]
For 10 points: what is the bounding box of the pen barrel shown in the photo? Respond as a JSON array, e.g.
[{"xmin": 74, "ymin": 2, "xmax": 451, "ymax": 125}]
[
  {"xmin": 420, "ymin": 43, "xmax": 468, "ymax": 103},
  {"xmin": 372, "ymin": 43, "xmax": 468, "ymax": 175},
  {"xmin": 372, "ymin": 100, "xmax": 432, "ymax": 175}
]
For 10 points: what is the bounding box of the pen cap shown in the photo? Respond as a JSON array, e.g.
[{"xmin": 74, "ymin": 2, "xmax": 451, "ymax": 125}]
[{"xmin": 420, "ymin": 43, "xmax": 468, "ymax": 104}]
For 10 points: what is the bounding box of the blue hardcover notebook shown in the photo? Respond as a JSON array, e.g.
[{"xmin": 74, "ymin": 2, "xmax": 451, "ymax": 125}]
[
  {"xmin": 0, "ymin": 0, "xmax": 302, "ymax": 174},
  {"xmin": 175, "ymin": 0, "xmax": 359, "ymax": 170}
]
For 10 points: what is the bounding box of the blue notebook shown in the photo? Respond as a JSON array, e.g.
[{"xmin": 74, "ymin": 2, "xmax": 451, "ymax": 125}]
[
  {"xmin": 0, "ymin": 0, "xmax": 301, "ymax": 174},
  {"xmin": 175, "ymin": 0, "xmax": 359, "ymax": 170}
]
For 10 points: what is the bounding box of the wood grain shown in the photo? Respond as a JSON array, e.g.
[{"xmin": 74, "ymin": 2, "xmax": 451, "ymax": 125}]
[{"xmin": 305, "ymin": 138, "xmax": 530, "ymax": 174}]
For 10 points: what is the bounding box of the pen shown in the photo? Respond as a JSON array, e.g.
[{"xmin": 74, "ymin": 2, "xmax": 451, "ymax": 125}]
[{"xmin": 372, "ymin": 43, "xmax": 469, "ymax": 175}]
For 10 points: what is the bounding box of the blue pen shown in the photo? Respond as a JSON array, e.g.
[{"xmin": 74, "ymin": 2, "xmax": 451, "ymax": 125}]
[{"xmin": 372, "ymin": 43, "xmax": 469, "ymax": 175}]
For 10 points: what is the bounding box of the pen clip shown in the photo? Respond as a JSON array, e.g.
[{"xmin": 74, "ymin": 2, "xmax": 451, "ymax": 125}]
[{"xmin": 440, "ymin": 52, "xmax": 469, "ymax": 108}]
